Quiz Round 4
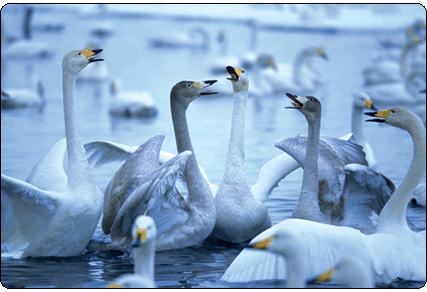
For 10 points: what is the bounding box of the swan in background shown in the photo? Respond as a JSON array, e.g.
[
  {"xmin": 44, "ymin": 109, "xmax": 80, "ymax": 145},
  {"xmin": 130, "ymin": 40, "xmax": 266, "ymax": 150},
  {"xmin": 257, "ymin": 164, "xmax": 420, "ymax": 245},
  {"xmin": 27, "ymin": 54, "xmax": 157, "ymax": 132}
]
[
  {"xmin": 1, "ymin": 79, "xmax": 44, "ymax": 110},
  {"xmin": 148, "ymin": 27, "xmax": 209, "ymax": 50},
  {"xmin": 262, "ymin": 46, "xmax": 328, "ymax": 94},
  {"xmin": 2, "ymin": 7, "xmax": 53, "ymax": 60},
  {"xmin": 222, "ymin": 107, "xmax": 426, "ymax": 285},
  {"xmin": 277, "ymin": 94, "xmax": 394, "ymax": 230},
  {"xmin": 77, "ymin": 42, "xmax": 110, "ymax": 83},
  {"xmin": 99, "ymin": 134, "xmax": 193, "ymax": 251},
  {"xmin": 108, "ymin": 79, "xmax": 158, "ymax": 119},
  {"xmin": 209, "ymin": 30, "xmax": 239, "ymax": 75},
  {"xmin": 313, "ymin": 258, "xmax": 374, "ymax": 288},
  {"xmin": 106, "ymin": 216, "xmax": 156, "ymax": 288},
  {"xmin": 351, "ymin": 92, "xmax": 378, "ymax": 168},
  {"xmin": 1, "ymin": 49, "xmax": 104, "ymax": 257},
  {"xmin": 211, "ymin": 66, "xmax": 271, "ymax": 243}
]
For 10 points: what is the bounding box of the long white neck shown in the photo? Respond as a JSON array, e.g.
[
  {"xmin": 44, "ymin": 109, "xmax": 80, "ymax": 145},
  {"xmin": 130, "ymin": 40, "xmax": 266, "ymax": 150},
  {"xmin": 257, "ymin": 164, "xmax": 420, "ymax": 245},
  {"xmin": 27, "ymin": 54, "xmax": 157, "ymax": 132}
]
[
  {"xmin": 171, "ymin": 97, "xmax": 213, "ymax": 211},
  {"xmin": 62, "ymin": 70, "xmax": 91, "ymax": 189},
  {"xmin": 133, "ymin": 242, "xmax": 155, "ymax": 280},
  {"xmin": 292, "ymin": 113, "xmax": 321, "ymax": 219},
  {"xmin": 377, "ymin": 115, "xmax": 426, "ymax": 233},
  {"xmin": 293, "ymin": 50, "xmax": 310, "ymax": 87},
  {"xmin": 351, "ymin": 105, "xmax": 365, "ymax": 146}
]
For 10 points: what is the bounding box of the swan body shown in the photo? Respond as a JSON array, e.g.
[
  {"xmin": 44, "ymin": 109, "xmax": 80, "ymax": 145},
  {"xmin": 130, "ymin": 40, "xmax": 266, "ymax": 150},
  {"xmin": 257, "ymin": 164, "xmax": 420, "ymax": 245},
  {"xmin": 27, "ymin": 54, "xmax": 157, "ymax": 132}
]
[
  {"xmin": 351, "ymin": 92, "xmax": 378, "ymax": 168},
  {"xmin": 211, "ymin": 66, "xmax": 271, "ymax": 243},
  {"xmin": 108, "ymin": 79, "xmax": 158, "ymax": 119},
  {"xmin": 411, "ymin": 182, "xmax": 426, "ymax": 207},
  {"xmin": 1, "ymin": 49, "xmax": 104, "ymax": 258},
  {"xmin": 262, "ymin": 47, "xmax": 328, "ymax": 94},
  {"xmin": 222, "ymin": 107, "xmax": 426, "ymax": 284},
  {"xmin": 106, "ymin": 216, "xmax": 156, "ymax": 288},
  {"xmin": 1, "ymin": 81, "xmax": 44, "ymax": 110},
  {"xmin": 276, "ymin": 94, "xmax": 394, "ymax": 231}
]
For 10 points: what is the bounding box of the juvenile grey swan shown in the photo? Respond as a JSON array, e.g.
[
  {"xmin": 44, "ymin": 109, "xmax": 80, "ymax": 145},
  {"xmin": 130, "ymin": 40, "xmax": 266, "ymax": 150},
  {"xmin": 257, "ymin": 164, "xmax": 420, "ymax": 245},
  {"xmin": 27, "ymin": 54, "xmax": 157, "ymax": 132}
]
[{"xmin": 1, "ymin": 49, "xmax": 104, "ymax": 257}]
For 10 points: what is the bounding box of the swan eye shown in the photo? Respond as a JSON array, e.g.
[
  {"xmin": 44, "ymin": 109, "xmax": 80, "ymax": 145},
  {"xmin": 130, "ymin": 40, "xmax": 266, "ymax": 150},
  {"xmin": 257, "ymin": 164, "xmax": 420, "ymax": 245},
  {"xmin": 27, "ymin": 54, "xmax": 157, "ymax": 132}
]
[
  {"xmin": 187, "ymin": 83, "xmax": 192, "ymax": 87},
  {"xmin": 241, "ymin": 70, "xmax": 245, "ymax": 73},
  {"xmin": 78, "ymin": 52, "xmax": 81, "ymax": 55},
  {"xmin": 392, "ymin": 110, "xmax": 395, "ymax": 113}
]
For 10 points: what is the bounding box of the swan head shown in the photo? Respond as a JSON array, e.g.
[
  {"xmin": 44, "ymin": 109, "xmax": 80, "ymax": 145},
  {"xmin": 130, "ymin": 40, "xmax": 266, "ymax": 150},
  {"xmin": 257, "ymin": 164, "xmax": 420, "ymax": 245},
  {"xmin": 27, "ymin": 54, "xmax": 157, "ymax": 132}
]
[
  {"xmin": 226, "ymin": 66, "xmax": 249, "ymax": 92},
  {"xmin": 285, "ymin": 93, "xmax": 321, "ymax": 122},
  {"xmin": 256, "ymin": 54, "xmax": 278, "ymax": 71},
  {"xmin": 365, "ymin": 107, "xmax": 422, "ymax": 131},
  {"xmin": 314, "ymin": 47, "xmax": 328, "ymax": 60},
  {"xmin": 171, "ymin": 80, "xmax": 217, "ymax": 109},
  {"xmin": 62, "ymin": 49, "xmax": 104, "ymax": 76},
  {"xmin": 131, "ymin": 215, "xmax": 157, "ymax": 248},
  {"xmin": 353, "ymin": 92, "xmax": 377, "ymax": 111}
]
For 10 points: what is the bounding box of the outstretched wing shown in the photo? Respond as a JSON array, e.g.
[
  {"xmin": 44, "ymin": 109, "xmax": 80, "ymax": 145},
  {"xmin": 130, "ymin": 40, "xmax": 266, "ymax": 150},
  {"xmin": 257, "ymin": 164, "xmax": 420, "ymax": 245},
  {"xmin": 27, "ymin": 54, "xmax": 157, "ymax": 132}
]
[
  {"xmin": 109, "ymin": 151, "xmax": 192, "ymax": 240},
  {"xmin": 84, "ymin": 141, "xmax": 137, "ymax": 168}
]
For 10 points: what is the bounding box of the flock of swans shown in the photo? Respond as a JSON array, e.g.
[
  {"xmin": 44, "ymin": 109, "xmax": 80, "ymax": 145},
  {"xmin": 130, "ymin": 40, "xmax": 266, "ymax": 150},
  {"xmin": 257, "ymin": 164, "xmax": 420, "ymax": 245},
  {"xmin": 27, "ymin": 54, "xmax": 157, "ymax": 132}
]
[{"xmin": 1, "ymin": 10, "xmax": 426, "ymax": 288}]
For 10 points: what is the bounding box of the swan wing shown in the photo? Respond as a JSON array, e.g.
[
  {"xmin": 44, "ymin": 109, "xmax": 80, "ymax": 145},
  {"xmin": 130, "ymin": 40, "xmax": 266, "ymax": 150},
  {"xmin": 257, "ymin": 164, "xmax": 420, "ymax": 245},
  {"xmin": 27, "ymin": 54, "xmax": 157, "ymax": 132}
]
[
  {"xmin": 341, "ymin": 163, "xmax": 395, "ymax": 230},
  {"xmin": 320, "ymin": 136, "xmax": 368, "ymax": 166},
  {"xmin": 84, "ymin": 141, "xmax": 137, "ymax": 168},
  {"xmin": 109, "ymin": 151, "xmax": 192, "ymax": 240}
]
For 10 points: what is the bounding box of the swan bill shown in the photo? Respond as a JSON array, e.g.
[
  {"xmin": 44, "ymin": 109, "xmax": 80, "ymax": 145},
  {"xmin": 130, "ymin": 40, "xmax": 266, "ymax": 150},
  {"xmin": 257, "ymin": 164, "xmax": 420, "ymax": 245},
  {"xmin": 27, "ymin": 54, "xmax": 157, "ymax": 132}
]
[
  {"xmin": 364, "ymin": 99, "xmax": 377, "ymax": 111},
  {"xmin": 131, "ymin": 228, "xmax": 147, "ymax": 247},
  {"xmin": 106, "ymin": 283, "xmax": 123, "ymax": 288},
  {"xmin": 226, "ymin": 66, "xmax": 244, "ymax": 82},
  {"xmin": 195, "ymin": 80, "xmax": 218, "ymax": 95},
  {"xmin": 364, "ymin": 109, "xmax": 393, "ymax": 123},
  {"xmin": 81, "ymin": 49, "xmax": 104, "ymax": 63},
  {"xmin": 315, "ymin": 47, "xmax": 328, "ymax": 60},
  {"xmin": 250, "ymin": 236, "xmax": 273, "ymax": 249},
  {"xmin": 285, "ymin": 93, "xmax": 304, "ymax": 109}
]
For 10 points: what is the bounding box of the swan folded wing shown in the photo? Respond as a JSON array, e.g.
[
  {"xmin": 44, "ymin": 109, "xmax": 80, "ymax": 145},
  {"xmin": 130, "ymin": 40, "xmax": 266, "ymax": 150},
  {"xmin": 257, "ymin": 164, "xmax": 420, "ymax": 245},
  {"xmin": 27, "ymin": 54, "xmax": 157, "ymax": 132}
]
[
  {"xmin": 341, "ymin": 164, "xmax": 395, "ymax": 230},
  {"xmin": 84, "ymin": 141, "xmax": 137, "ymax": 168},
  {"xmin": 320, "ymin": 136, "xmax": 368, "ymax": 166},
  {"xmin": 110, "ymin": 151, "xmax": 192, "ymax": 240}
]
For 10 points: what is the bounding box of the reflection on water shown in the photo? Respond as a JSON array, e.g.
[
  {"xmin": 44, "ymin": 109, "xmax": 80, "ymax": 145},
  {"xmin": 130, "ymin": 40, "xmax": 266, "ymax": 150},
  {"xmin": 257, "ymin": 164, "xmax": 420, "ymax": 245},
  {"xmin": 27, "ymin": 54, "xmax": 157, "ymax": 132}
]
[{"xmin": 1, "ymin": 4, "xmax": 426, "ymax": 289}]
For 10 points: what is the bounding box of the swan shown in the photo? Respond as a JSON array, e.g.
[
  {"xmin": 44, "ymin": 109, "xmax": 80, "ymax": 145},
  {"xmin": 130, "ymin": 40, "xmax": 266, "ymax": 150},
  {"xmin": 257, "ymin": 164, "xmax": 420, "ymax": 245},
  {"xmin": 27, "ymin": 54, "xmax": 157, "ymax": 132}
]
[
  {"xmin": 148, "ymin": 27, "xmax": 209, "ymax": 50},
  {"xmin": 276, "ymin": 93, "xmax": 394, "ymax": 230},
  {"xmin": 209, "ymin": 30, "xmax": 239, "ymax": 75},
  {"xmin": 262, "ymin": 46, "xmax": 328, "ymax": 94},
  {"xmin": 108, "ymin": 79, "xmax": 158, "ymax": 119},
  {"xmin": 351, "ymin": 92, "xmax": 378, "ymax": 168},
  {"xmin": 2, "ymin": 7, "xmax": 53, "ymax": 60},
  {"xmin": 100, "ymin": 134, "xmax": 193, "ymax": 251},
  {"xmin": 1, "ymin": 49, "xmax": 104, "ymax": 257},
  {"xmin": 1, "ymin": 79, "xmax": 44, "ymax": 110},
  {"xmin": 76, "ymin": 42, "xmax": 110, "ymax": 83},
  {"xmin": 210, "ymin": 66, "xmax": 271, "ymax": 243},
  {"xmin": 106, "ymin": 215, "xmax": 156, "ymax": 288},
  {"xmin": 221, "ymin": 107, "xmax": 426, "ymax": 284},
  {"xmin": 313, "ymin": 258, "xmax": 374, "ymax": 288}
]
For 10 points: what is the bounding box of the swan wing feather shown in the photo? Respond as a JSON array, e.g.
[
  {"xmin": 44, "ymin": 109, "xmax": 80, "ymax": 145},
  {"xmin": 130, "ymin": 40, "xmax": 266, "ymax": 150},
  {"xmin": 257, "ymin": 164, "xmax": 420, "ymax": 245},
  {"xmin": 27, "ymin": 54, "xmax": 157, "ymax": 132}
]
[{"xmin": 84, "ymin": 141, "xmax": 137, "ymax": 168}]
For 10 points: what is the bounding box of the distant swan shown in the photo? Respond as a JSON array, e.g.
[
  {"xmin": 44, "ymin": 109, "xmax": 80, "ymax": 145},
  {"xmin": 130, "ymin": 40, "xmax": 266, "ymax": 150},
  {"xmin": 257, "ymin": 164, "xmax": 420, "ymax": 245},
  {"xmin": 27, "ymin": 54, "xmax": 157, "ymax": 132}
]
[
  {"xmin": 351, "ymin": 92, "xmax": 378, "ymax": 168},
  {"xmin": 262, "ymin": 46, "xmax": 328, "ymax": 94},
  {"xmin": 1, "ymin": 49, "xmax": 104, "ymax": 257},
  {"xmin": 108, "ymin": 79, "xmax": 158, "ymax": 119},
  {"xmin": 106, "ymin": 216, "xmax": 156, "ymax": 288},
  {"xmin": 1, "ymin": 80, "xmax": 44, "ymax": 110},
  {"xmin": 149, "ymin": 27, "xmax": 209, "ymax": 50},
  {"xmin": 221, "ymin": 107, "xmax": 426, "ymax": 284}
]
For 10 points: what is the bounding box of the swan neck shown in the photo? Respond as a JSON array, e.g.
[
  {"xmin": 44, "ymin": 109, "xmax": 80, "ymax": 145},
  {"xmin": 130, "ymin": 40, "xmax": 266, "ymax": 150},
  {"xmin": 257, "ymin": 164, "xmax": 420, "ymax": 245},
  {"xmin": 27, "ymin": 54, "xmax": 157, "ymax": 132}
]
[
  {"xmin": 378, "ymin": 117, "xmax": 426, "ymax": 231},
  {"xmin": 170, "ymin": 96, "xmax": 213, "ymax": 209},
  {"xmin": 301, "ymin": 114, "xmax": 320, "ymax": 195},
  {"xmin": 62, "ymin": 69, "xmax": 91, "ymax": 188},
  {"xmin": 399, "ymin": 42, "xmax": 410, "ymax": 77},
  {"xmin": 293, "ymin": 50, "xmax": 310, "ymax": 86},
  {"xmin": 133, "ymin": 242, "xmax": 155, "ymax": 280},
  {"xmin": 351, "ymin": 105, "xmax": 365, "ymax": 146}
]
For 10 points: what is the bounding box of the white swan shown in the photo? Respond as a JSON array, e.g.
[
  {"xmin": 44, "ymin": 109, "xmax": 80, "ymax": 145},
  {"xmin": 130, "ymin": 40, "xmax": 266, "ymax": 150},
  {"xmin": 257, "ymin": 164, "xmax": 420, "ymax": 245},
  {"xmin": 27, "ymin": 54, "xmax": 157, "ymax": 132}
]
[
  {"xmin": 149, "ymin": 27, "xmax": 209, "ymax": 50},
  {"xmin": 76, "ymin": 42, "xmax": 110, "ymax": 83},
  {"xmin": 351, "ymin": 92, "xmax": 378, "ymax": 168},
  {"xmin": 2, "ymin": 7, "xmax": 53, "ymax": 60},
  {"xmin": 100, "ymin": 134, "xmax": 193, "ymax": 251},
  {"xmin": 209, "ymin": 30, "xmax": 239, "ymax": 75},
  {"xmin": 276, "ymin": 93, "xmax": 394, "ymax": 230},
  {"xmin": 1, "ymin": 49, "xmax": 104, "ymax": 258},
  {"xmin": 106, "ymin": 215, "xmax": 156, "ymax": 288},
  {"xmin": 262, "ymin": 46, "xmax": 328, "ymax": 94},
  {"xmin": 211, "ymin": 66, "xmax": 271, "ymax": 243},
  {"xmin": 1, "ymin": 80, "xmax": 44, "ymax": 110},
  {"xmin": 108, "ymin": 79, "xmax": 158, "ymax": 119},
  {"xmin": 221, "ymin": 107, "xmax": 426, "ymax": 284},
  {"xmin": 313, "ymin": 258, "xmax": 374, "ymax": 288},
  {"xmin": 411, "ymin": 182, "xmax": 426, "ymax": 207}
]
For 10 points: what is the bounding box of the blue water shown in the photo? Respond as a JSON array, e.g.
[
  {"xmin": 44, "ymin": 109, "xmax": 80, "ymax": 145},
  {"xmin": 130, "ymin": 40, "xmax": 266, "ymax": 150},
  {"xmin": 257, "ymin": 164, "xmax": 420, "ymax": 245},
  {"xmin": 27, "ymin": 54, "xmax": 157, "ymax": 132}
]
[{"xmin": 1, "ymin": 4, "xmax": 426, "ymax": 288}]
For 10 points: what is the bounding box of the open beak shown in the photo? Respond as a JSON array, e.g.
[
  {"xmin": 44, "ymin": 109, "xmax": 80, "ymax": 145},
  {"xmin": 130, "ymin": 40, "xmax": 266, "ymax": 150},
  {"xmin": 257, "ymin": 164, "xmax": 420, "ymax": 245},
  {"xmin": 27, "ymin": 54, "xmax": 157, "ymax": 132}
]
[
  {"xmin": 81, "ymin": 49, "xmax": 104, "ymax": 63},
  {"xmin": 364, "ymin": 109, "xmax": 393, "ymax": 123},
  {"xmin": 196, "ymin": 80, "xmax": 218, "ymax": 95},
  {"xmin": 285, "ymin": 93, "xmax": 304, "ymax": 109},
  {"xmin": 226, "ymin": 66, "xmax": 241, "ymax": 82}
]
